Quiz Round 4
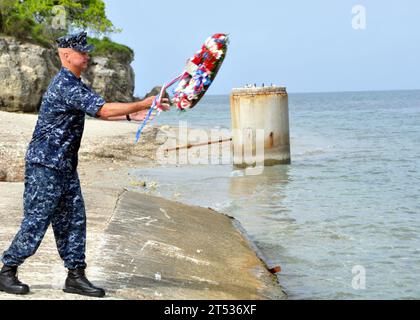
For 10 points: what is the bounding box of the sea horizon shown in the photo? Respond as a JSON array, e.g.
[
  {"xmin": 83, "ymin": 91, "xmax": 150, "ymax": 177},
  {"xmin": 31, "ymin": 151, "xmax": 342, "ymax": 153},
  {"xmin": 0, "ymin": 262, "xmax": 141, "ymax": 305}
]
[{"xmin": 198, "ymin": 88, "xmax": 420, "ymax": 97}]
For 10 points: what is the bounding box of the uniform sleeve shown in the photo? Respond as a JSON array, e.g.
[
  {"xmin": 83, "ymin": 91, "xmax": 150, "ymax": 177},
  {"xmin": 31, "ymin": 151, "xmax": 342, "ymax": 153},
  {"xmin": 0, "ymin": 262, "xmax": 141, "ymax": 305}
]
[{"xmin": 64, "ymin": 84, "xmax": 106, "ymax": 118}]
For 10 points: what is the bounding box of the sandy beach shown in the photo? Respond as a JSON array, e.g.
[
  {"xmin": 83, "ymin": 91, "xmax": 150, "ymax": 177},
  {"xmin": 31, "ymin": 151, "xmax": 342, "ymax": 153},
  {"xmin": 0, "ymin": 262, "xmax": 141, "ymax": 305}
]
[{"xmin": 0, "ymin": 111, "xmax": 286, "ymax": 300}]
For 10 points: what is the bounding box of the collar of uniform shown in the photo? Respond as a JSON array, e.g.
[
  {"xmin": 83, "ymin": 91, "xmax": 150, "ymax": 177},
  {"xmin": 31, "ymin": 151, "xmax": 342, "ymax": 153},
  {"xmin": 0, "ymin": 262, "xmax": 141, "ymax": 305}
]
[{"xmin": 61, "ymin": 67, "xmax": 82, "ymax": 82}]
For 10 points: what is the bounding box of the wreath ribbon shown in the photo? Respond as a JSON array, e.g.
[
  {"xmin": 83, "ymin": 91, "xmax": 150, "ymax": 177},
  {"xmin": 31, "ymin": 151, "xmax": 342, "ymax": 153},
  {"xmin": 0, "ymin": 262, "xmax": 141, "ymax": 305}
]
[{"xmin": 135, "ymin": 72, "xmax": 186, "ymax": 142}]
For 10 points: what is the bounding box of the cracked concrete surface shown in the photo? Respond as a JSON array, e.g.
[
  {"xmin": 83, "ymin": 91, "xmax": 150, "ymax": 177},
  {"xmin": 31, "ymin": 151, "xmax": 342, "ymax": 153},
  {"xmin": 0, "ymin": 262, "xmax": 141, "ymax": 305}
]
[{"xmin": 0, "ymin": 183, "xmax": 286, "ymax": 300}]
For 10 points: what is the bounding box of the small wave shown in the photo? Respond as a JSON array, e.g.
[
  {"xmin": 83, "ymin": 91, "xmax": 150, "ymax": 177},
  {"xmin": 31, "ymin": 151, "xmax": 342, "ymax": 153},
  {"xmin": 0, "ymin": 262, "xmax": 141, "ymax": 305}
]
[{"xmin": 294, "ymin": 148, "xmax": 328, "ymax": 157}]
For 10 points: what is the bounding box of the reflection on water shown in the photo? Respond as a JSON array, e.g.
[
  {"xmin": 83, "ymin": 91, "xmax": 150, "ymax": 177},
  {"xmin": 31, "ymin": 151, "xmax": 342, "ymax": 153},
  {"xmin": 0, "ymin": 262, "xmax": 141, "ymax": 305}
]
[
  {"xmin": 228, "ymin": 166, "xmax": 292, "ymax": 236},
  {"xmin": 228, "ymin": 166, "xmax": 293, "ymax": 269}
]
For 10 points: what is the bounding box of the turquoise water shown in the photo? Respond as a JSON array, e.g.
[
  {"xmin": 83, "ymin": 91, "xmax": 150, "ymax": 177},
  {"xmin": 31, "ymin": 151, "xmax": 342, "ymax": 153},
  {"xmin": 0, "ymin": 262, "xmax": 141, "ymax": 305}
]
[{"xmin": 134, "ymin": 90, "xmax": 420, "ymax": 299}]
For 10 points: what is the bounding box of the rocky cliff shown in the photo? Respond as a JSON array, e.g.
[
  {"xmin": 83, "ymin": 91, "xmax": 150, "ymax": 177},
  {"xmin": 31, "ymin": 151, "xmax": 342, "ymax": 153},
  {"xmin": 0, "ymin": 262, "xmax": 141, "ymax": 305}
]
[
  {"xmin": 83, "ymin": 51, "xmax": 135, "ymax": 103},
  {"xmin": 0, "ymin": 36, "xmax": 135, "ymax": 113},
  {"xmin": 0, "ymin": 36, "xmax": 60, "ymax": 112}
]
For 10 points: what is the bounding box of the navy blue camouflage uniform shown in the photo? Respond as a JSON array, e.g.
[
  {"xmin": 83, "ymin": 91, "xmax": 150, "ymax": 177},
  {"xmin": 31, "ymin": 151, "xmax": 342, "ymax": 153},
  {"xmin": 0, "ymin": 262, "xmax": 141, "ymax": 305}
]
[{"xmin": 1, "ymin": 66, "xmax": 105, "ymax": 270}]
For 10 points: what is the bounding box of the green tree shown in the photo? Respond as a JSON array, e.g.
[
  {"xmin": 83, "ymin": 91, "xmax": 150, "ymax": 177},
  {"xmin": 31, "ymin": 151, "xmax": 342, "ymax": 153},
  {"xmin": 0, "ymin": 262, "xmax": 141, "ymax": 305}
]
[{"xmin": 0, "ymin": 0, "xmax": 118, "ymax": 46}]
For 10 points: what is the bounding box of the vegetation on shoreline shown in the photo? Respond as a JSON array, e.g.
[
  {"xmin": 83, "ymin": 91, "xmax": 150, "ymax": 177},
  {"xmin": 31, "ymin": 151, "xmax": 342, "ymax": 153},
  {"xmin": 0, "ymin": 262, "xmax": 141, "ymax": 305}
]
[{"xmin": 0, "ymin": 0, "xmax": 132, "ymax": 58}]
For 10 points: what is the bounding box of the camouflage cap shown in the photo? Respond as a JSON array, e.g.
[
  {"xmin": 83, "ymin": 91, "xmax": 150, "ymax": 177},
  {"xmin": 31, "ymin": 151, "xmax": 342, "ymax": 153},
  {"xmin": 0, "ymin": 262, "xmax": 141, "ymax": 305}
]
[{"xmin": 56, "ymin": 31, "xmax": 94, "ymax": 53}]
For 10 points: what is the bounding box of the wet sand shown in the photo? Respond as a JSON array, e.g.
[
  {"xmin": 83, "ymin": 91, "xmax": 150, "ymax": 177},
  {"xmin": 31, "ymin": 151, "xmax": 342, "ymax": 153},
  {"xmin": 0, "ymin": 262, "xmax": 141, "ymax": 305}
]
[{"xmin": 0, "ymin": 111, "xmax": 286, "ymax": 300}]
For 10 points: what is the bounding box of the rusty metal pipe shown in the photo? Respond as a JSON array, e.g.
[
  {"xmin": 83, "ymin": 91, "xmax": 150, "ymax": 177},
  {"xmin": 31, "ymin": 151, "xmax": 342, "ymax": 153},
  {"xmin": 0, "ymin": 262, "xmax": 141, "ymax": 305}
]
[{"xmin": 164, "ymin": 138, "xmax": 232, "ymax": 153}]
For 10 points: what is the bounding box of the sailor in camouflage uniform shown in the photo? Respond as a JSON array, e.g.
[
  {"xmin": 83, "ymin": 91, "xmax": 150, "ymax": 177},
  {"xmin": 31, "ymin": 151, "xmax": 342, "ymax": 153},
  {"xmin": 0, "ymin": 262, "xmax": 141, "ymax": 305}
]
[{"xmin": 0, "ymin": 31, "xmax": 169, "ymax": 297}]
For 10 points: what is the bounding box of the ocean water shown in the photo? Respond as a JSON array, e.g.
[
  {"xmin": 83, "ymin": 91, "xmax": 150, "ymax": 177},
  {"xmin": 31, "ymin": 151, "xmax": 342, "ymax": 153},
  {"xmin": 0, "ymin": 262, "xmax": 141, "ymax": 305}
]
[{"xmin": 133, "ymin": 90, "xmax": 420, "ymax": 299}]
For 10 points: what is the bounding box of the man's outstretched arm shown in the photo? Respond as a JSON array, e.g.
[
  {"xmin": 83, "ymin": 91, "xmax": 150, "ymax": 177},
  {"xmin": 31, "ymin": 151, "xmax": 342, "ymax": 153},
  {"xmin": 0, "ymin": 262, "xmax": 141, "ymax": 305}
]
[
  {"xmin": 97, "ymin": 96, "xmax": 154, "ymax": 120},
  {"xmin": 97, "ymin": 97, "xmax": 170, "ymax": 121}
]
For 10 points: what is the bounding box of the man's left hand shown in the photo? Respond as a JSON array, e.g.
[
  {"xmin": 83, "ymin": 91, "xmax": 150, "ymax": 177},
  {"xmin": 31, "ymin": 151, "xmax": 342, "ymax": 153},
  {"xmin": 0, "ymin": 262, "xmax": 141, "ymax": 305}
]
[{"xmin": 129, "ymin": 109, "xmax": 155, "ymax": 122}]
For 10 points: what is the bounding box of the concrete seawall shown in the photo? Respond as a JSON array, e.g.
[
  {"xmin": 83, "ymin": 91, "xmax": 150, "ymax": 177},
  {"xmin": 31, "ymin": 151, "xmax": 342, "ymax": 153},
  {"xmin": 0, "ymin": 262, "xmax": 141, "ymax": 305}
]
[{"xmin": 0, "ymin": 182, "xmax": 286, "ymax": 300}]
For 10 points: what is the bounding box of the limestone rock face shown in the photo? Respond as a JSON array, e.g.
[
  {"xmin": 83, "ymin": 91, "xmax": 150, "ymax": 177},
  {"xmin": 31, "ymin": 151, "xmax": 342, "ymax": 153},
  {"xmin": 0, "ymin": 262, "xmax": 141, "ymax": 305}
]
[
  {"xmin": 0, "ymin": 36, "xmax": 60, "ymax": 112},
  {"xmin": 83, "ymin": 52, "xmax": 135, "ymax": 103},
  {"xmin": 0, "ymin": 36, "xmax": 136, "ymax": 112}
]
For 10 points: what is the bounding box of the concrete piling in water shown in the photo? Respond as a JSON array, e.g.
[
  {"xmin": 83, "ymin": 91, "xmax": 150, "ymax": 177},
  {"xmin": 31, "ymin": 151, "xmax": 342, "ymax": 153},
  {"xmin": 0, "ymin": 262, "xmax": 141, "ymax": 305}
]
[{"xmin": 230, "ymin": 86, "xmax": 291, "ymax": 168}]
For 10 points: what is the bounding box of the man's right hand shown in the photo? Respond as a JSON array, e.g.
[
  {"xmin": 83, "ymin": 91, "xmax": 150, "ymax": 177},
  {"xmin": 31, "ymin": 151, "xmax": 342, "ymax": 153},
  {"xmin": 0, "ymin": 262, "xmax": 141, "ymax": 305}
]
[{"xmin": 141, "ymin": 96, "xmax": 156, "ymax": 109}]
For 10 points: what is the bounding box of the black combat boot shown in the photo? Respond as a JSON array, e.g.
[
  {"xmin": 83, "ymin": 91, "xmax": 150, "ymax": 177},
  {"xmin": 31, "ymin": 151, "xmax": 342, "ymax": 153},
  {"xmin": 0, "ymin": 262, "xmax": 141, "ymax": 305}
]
[
  {"xmin": 0, "ymin": 265, "xmax": 30, "ymax": 295},
  {"xmin": 63, "ymin": 268, "xmax": 105, "ymax": 298}
]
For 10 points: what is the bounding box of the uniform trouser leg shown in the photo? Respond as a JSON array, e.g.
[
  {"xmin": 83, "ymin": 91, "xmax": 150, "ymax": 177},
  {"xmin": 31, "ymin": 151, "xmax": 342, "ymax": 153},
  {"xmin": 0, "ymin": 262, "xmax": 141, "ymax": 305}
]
[
  {"xmin": 1, "ymin": 164, "xmax": 63, "ymax": 267},
  {"xmin": 51, "ymin": 171, "xmax": 87, "ymax": 270},
  {"xmin": 1, "ymin": 164, "xmax": 87, "ymax": 269}
]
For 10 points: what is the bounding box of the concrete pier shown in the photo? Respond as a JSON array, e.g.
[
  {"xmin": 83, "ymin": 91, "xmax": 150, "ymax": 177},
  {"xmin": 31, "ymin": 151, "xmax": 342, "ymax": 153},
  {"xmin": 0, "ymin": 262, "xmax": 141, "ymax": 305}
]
[{"xmin": 231, "ymin": 86, "xmax": 291, "ymax": 167}]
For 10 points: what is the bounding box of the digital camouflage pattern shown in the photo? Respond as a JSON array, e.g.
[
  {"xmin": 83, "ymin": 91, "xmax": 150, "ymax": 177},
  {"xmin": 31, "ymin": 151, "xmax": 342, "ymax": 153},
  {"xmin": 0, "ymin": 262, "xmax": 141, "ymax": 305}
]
[
  {"xmin": 56, "ymin": 31, "xmax": 94, "ymax": 53},
  {"xmin": 26, "ymin": 67, "xmax": 105, "ymax": 172},
  {"xmin": 1, "ymin": 66, "xmax": 105, "ymax": 269},
  {"xmin": 2, "ymin": 164, "xmax": 87, "ymax": 269}
]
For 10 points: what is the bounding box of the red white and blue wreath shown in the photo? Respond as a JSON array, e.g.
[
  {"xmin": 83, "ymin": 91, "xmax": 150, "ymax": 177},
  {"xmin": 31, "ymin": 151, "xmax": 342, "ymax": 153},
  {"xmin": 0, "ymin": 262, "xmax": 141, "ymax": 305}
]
[{"xmin": 135, "ymin": 33, "xmax": 229, "ymax": 142}]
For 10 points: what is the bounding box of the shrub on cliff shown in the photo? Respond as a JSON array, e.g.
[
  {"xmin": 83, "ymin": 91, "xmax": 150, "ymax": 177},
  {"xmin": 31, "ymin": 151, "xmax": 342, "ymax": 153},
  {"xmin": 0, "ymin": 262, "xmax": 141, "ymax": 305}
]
[
  {"xmin": 0, "ymin": 0, "xmax": 129, "ymax": 57},
  {"xmin": 88, "ymin": 36, "xmax": 134, "ymax": 62}
]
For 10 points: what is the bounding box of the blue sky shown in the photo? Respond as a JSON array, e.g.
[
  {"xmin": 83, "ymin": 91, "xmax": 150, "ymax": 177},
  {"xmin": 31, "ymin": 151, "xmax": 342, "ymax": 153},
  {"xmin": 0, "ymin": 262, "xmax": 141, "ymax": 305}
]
[{"xmin": 103, "ymin": 0, "xmax": 420, "ymax": 95}]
